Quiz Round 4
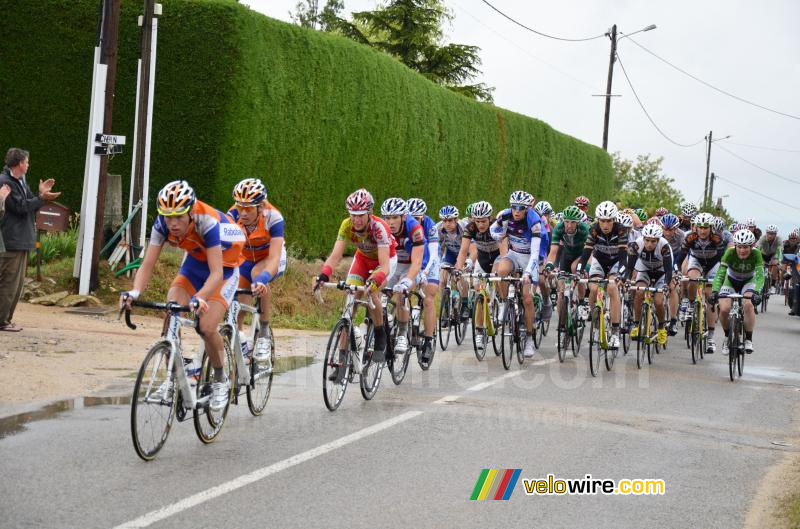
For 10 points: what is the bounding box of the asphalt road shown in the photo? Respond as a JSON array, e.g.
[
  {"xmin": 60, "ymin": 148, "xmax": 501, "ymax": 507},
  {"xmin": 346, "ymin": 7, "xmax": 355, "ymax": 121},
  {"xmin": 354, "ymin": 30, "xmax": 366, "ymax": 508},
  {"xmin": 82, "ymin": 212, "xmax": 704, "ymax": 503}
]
[{"xmin": 2, "ymin": 309, "xmax": 799, "ymax": 529}]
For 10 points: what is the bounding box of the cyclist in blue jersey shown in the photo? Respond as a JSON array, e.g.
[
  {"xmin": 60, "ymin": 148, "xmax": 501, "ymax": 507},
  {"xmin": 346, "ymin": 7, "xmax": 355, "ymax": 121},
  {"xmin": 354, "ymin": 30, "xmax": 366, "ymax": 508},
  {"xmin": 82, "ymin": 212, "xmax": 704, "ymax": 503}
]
[
  {"xmin": 491, "ymin": 190, "xmax": 545, "ymax": 358},
  {"xmin": 437, "ymin": 205, "xmax": 470, "ymax": 320},
  {"xmin": 407, "ymin": 198, "xmax": 440, "ymax": 361}
]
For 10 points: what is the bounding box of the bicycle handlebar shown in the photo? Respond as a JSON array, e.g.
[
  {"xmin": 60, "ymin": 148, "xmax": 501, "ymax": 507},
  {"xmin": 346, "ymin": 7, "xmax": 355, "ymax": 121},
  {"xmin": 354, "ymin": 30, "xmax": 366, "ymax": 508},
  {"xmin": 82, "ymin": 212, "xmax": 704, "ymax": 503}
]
[{"xmin": 119, "ymin": 300, "xmax": 193, "ymax": 331}]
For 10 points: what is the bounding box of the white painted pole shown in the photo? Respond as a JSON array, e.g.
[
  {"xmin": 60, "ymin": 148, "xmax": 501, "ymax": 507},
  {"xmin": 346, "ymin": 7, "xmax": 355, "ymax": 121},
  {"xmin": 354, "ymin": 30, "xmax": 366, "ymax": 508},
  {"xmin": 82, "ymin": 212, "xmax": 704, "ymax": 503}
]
[
  {"xmin": 79, "ymin": 64, "xmax": 108, "ymax": 295},
  {"xmin": 138, "ymin": 17, "xmax": 158, "ymax": 252},
  {"xmin": 126, "ymin": 56, "xmax": 142, "ymax": 263},
  {"xmin": 74, "ymin": 47, "xmax": 103, "ymax": 278}
]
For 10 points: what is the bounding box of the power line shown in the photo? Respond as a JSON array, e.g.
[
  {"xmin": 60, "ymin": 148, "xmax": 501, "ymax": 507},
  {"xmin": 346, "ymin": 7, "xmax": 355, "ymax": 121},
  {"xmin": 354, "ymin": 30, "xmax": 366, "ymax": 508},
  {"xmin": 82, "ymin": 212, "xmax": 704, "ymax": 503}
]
[
  {"xmin": 714, "ymin": 175, "xmax": 800, "ymax": 213},
  {"xmin": 451, "ymin": 2, "xmax": 599, "ymax": 91},
  {"xmin": 627, "ymin": 37, "xmax": 800, "ymax": 121},
  {"xmin": 719, "ymin": 140, "xmax": 800, "ymax": 153},
  {"xmin": 614, "ymin": 52, "xmax": 705, "ymax": 148},
  {"xmin": 715, "ymin": 143, "xmax": 800, "ymax": 185},
  {"xmin": 478, "ymin": 0, "xmax": 606, "ymax": 42}
]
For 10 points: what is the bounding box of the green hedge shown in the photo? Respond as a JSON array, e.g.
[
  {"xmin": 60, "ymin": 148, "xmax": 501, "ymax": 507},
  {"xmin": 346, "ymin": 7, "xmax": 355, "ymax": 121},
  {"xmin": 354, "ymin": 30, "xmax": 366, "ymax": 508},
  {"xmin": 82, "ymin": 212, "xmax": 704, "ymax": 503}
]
[{"xmin": 1, "ymin": 0, "xmax": 612, "ymax": 257}]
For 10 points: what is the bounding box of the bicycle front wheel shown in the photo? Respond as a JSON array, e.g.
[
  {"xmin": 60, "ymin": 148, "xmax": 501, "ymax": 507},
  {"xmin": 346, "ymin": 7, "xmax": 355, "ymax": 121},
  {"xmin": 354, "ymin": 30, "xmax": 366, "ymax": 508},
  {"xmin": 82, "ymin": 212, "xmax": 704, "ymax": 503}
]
[
  {"xmin": 323, "ymin": 319, "xmax": 352, "ymax": 410},
  {"xmin": 360, "ymin": 323, "xmax": 383, "ymax": 401},
  {"xmin": 194, "ymin": 331, "xmax": 235, "ymax": 444},
  {"xmin": 247, "ymin": 323, "xmax": 274, "ymax": 416},
  {"xmin": 388, "ymin": 325, "xmax": 411, "ymax": 385},
  {"xmin": 471, "ymin": 294, "xmax": 487, "ymax": 361},
  {"xmin": 501, "ymin": 301, "xmax": 514, "ymax": 370},
  {"xmin": 438, "ymin": 288, "xmax": 452, "ymax": 351},
  {"xmin": 131, "ymin": 342, "xmax": 177, "ymax": 461},
  {"xmin": 589, "ymin": 307, "xmax": 601, "ymax": 377}
]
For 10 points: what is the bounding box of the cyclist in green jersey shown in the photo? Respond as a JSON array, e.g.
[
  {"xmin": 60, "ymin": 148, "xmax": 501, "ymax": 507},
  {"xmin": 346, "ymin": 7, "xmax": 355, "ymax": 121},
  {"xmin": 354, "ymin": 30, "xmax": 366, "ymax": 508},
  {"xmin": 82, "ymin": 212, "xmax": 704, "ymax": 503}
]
[
  {"xmin": 545, "ymin": 206, "xmax": 589, "ymax": 315},
  {"xmin": 711, "ymin": 230, "xmax": 764, "ymax": 354}
]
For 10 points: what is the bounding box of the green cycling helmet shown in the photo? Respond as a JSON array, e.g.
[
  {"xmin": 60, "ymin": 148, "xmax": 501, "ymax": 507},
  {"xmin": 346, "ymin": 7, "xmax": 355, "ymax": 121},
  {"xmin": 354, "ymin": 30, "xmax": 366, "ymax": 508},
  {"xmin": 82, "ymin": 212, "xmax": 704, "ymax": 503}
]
[
  {"xmin": 465, "ymin": 202, "xmax": 476, "ymax": 217},
  {"xmin": 562, "ymin": 205, "xmax": 583, "ymax": 221},
  {"xmin": 634, "ymin": 208, "xmax": 648, "ymax": 222}
]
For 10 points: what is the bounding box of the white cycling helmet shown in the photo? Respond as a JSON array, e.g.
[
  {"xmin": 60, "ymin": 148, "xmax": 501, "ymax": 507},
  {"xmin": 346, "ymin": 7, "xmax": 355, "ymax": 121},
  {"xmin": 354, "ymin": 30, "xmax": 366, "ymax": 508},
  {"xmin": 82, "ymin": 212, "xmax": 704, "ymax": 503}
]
[
  {"xmin": 381, "ymin": 197, "xmax": 407, "ymax": 216},
  {"xmin": 693, "ymin": 212, "xmax": 714, "ymax": 228},
  {"xmin": 595, "ymin": 200, "xmax": 618, "ymax": 220},
  {"xmin": 616, "ymin": 212, "xmax": 633, "ymax": 228},
  {"xmin": 471, "ymin": 201, "xmax": 493, "ymax": 218},
  {"xmin": 681, "ymin": 203, "xmax": 698, "ymax": 217},
  {"xmin": 533, "ymin": 200, "xmax": 553, "ymax": 216},
  {"xmin": 641, "ymin": 223, "xmax": 663, "ymax": 239},
  {"xmin": 765, "ymin": 224, "xmax": 778, "ymax": 234},
  {"xmin": 732, "ymin": 229, "xmax": 756, "ymax": 246},
  {"xmin": 509, "ymin": 190, "xmax": 533, "ymax": 207},
  {"xmin": 712, "ymin": 216, "xmax": 725, "ymax": 233},
  {"xmin": 743, "ymin": 217, "xmax": 756, "ymax": 228},
  {"xmin": 406, "ymin": 197, "xmax": 427, "ymax": 216},
  {"xmin": 439, "ymin": 205, "xmax": 459, "ymax": 220}
]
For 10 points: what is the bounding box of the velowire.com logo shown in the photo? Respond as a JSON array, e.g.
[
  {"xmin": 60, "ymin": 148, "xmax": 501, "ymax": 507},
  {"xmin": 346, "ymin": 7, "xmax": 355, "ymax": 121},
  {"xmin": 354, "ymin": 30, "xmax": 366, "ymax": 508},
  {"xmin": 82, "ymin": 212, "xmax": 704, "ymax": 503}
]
[{"xmin": 470, "ymin": 469, "xmax": 522, "ymax": 500}]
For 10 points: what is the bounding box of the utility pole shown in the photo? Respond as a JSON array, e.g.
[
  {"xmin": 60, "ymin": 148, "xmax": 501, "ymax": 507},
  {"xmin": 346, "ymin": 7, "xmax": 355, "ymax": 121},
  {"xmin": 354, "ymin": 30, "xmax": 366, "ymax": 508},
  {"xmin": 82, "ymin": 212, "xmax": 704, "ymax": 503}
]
[
  {"xmin": 90, "ymin": 0, "xmax": 122, "ymax": 291},
  {"xmin": 129, "ymin": 0, "xmax": 157, "ymax": 250},
  {"xmin": 601, "ymin": 24, "xmax": 617, "ymax": 151},
  {"xmin": 703, "ymin": 130, "xmax": 713, "ymax": 207},
  {"xmin": 708, "ymin": 172, "xmax": 716, "ymax": 208}
]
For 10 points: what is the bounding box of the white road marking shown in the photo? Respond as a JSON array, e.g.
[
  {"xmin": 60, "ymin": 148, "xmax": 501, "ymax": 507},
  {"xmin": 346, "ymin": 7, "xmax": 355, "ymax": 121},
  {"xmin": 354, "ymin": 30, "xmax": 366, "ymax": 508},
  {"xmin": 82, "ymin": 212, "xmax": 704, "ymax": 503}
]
[
  {"xmin": 112, "ymin": 410, "xmax": 423, "ymax": 529},
  {"xmin": 434, "ymin": 395, "xmax": 461, "ymax": 404}
]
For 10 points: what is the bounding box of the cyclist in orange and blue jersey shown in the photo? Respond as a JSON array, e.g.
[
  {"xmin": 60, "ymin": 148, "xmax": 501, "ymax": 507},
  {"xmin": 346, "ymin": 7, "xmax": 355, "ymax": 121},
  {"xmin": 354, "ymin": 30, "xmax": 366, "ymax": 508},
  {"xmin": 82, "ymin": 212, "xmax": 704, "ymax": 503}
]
[
  {"xmin": 228, "ymin": 178, "xmax": 286, "ymax": 364},
  {"xmin": 121, "ymin": 180, "xmax": 245, "ymax": 411}
]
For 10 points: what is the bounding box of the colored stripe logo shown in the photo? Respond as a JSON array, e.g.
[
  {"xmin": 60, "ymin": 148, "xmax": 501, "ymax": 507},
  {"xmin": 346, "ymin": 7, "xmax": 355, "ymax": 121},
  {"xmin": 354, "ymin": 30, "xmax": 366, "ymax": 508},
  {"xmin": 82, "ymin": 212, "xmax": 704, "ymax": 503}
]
[{"xmin": 470, "ymin": 469, "xmax": 522, "ymax": 500}]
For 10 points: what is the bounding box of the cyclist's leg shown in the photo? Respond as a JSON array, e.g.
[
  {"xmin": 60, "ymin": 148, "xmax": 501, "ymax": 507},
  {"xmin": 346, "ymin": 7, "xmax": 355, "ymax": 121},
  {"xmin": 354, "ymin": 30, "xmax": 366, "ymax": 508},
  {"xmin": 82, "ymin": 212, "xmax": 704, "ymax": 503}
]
[
  {"xmin": 653, "ymin": 273, "xmax": 667, "ymax": 324},
  {"xmin": 741, "ymin": 280, "xmax": 757, "ymax": 333},
  {"xmin": 607, "ymin": 264, "xmax": 621, "ymax": 326},
  {"xmin": 250, "ymin": 249, "xmax": 287, "ymax": 326},
  {"xmin": 495, "ymin": 256, "xmax": 513, "ymax": 300},
  {"xmin": 717, "ymin": 279, "xmax": 735, "ymax": 334},
  {"xmin": 421, "ymin": 256, "xmax": 440, "ymax": 339}
]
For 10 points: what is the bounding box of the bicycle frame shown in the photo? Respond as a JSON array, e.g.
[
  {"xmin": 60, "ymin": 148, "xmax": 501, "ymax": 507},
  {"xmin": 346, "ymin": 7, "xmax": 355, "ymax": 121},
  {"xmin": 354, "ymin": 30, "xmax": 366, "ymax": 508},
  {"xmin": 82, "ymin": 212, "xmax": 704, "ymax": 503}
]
[
  {"xmin": 224, "ymin": 294, "xmax": 271, "ymax": 388},
  {"xmin": 584, "ymin": 278, "xmax": 612, "ymax": 350}
]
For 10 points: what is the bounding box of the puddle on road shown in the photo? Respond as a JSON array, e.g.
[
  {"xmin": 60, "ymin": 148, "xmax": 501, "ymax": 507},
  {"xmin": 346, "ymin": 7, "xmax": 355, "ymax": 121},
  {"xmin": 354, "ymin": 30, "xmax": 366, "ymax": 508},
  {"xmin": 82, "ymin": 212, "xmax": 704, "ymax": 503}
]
[{"xmin": 0, "ymin": 355, "xmax": 316, "ymax": 440}]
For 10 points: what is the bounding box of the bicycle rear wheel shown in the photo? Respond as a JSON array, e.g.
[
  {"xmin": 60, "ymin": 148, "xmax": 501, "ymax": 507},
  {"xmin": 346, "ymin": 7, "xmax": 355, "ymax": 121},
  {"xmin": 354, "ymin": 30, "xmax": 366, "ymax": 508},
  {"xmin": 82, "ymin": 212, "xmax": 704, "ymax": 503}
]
[
  {"xmin": 388, "ymin": 324, "xmax": 411, "ymax": 385},
  {"xmin": 323, "ymin": 319, "xmax": 352, "ymax": 410},
  {"xmin": 360, "ymin": 323, "xmax": 383, "ymax": 401},
  {"xmin": 621, "ymin": 300, "xmax": 631, "ymax": 355},
  {"xmin": 647, "ymin": 310, "xmax": 657, "ymax": 364},
  {"xmin": 194, "ymin": 332, "xmax": 235, "ymax": 443},
  {"xmin": 438, "ymin": 288, "xmax": 452, "ymax": 351},
  {"xmin": 471, "ymin": 294, "xmax": 487, "ymax": 361},
  {"xmin": 573, "ymin": 302, "xmax": 585, "ymax": 356},
  {"xmin": 131, "ymin": 342, "xmax": 177, "ymax": 461},
  {"xmin": 589, "ymin": 307, "xmax": 601, "ymax": 377},
  {"xmin": 247, "ymin": 322, "xmax": 273, "ymax": 416}
]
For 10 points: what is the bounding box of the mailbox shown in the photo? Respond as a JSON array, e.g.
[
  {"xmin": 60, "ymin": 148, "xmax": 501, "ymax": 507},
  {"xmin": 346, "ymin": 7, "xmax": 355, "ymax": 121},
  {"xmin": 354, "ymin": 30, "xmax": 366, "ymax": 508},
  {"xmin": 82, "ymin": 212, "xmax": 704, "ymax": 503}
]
[{"xmin": 35, "ymin": 202, "xmax": 72, "ymax": 233}]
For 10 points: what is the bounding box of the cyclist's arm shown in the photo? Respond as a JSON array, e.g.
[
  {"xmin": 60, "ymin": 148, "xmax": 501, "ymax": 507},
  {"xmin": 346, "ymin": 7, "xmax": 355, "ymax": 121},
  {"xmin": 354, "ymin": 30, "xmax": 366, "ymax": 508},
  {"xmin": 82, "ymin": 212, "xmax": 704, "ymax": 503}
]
[
  {"xmin": 322, "ymin": 239, "xmax": 347, "ymax": 274},
  {"xmin": 663, "ymin": 249, "xmax": 674, "ymax": 285},
  {"xmin": 407, "ymin": 244, "xmax": 424, "ymax": 281},
  {"xmin": 546, "ymin": 243, "xmax": 560, "ymax": 267},
  {"xmin": 262, "ymin": 236, "xmax": 284, "ymax": 279},
  {"xmin": 196, "ymin": 246, "xmax": 225, "ymax": 302},
  {"xmin": 623, "ymin": 247, "xmax": 637, "ymax": 281},
  {"xmin": 711, "ymin": 249, "xmax": 731, "ymax": 293},
  {"xmin": 130, "ymin": 241, "xmax": 164, "ymax": 294},
  {"xmin": 753, "ymin": 251, "xmax": 765, "ymax": 293},
  {"xmin": 454, "ymin": 236, "xmax": 471, "ymax": 270},
  {"xmin": 369, "ymin": 245, "xmax": 391, "ymax": 287}
]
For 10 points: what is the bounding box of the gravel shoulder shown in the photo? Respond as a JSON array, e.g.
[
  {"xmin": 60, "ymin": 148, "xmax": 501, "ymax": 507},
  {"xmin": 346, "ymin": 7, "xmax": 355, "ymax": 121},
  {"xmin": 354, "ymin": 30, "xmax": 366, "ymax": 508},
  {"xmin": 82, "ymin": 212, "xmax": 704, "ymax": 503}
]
[{"xmin": 0, "ymin": 302, "xmax": 327, "ymax": 415}]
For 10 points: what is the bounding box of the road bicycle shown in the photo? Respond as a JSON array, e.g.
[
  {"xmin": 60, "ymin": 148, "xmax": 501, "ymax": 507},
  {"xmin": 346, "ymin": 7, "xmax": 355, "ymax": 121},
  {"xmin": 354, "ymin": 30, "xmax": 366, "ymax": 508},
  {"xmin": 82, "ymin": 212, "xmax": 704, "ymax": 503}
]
[
  {"xmin": 317, "ymin": 281, "xmax": 383, "ymax": 411},
  {"xmin": 498, "ymin": 275, "xmax": 525, "ymax": 369},
  {"xmin": 224, "ymin": 289, "xmax": 274, "ymax": 416},
  {"xmin": 629, "ymin": 285, "xmax": 665, "ymax": 369},
  {"xmin": 555, "ymin": 271, "xmax": 585, "ymax": 362},
  {"xmin": 438, "ymin": 265, "xmax": 470, "ymax": 350},
  {"xmin": 681, "ymin": 277, "xmax": 710, "ymax": 364},
  {"xmin": 465, "ymin": 272, "xmax": 499, "ymax": 361},
  {"xmin": 760, "ymin": 265, "xmax": 772, "ymax": 313},
  {"xmin": 585, "ymin": 278, "xmax": 618, "ymax": 377},
  {"xmin": 122, "ymin": 300, "xmax": 234, "ymax": 461},
  {"xmin": 724, "ymin": 294, "xmax": 746, "ymax": 382}
]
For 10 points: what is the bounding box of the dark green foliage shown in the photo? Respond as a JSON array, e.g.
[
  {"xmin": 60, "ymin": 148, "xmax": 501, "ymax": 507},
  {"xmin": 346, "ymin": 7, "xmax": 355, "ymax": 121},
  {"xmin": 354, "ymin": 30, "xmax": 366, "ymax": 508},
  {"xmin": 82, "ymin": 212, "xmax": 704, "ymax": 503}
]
[{"xmin": 1, "ymin": 0, "xmax": 613, "ymax": 258}]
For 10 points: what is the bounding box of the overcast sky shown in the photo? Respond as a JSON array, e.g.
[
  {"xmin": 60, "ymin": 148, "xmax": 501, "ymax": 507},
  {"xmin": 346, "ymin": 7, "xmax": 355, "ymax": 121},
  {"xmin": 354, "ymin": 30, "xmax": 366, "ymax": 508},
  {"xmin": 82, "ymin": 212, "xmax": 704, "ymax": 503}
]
[{"xmin": 246, "ymin": 0, "xmax": 799, "ymax": 234}]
